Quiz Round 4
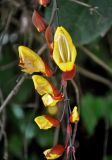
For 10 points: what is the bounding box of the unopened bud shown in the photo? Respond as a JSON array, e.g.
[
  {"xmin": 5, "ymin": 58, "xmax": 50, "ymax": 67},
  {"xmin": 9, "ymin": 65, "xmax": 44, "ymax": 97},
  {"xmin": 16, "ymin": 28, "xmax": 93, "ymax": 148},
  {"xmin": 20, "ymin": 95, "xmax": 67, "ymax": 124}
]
[
  {"xmin": 32, "ymin": 10, "xmax": 46, "ymax": 32},
  {"xmin": 37, "ymin": 0, "xmax": 49, "ymax": 7}
]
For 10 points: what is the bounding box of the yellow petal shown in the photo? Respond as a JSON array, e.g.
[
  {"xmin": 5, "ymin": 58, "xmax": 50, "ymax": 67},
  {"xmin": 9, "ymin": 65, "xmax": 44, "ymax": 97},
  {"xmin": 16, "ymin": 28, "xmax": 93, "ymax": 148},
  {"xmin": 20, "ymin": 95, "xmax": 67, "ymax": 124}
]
[
  {"xmin": 42, "ymin": 94, "xmax": 58, "ymax": 107},
  {"xmin": 18, "ymin": 46, "xmax": 45, "ymax": 74},
  {"xmin": 44, "ymin": 149, "xmax": 61, "ymax": 160},
  {"xmin": 70, "ymin": 106, "xmax": 79, "ymax": 123},
  {"xmin": 53, "ymin": 26, "xmax": 77, "ymax": 72},
  {"xmin": 44, "ymin": 152, "xmax": 60, "ymax": 159},
  {"xmin": 58, "ymin": 62, "xmax": 74, "ymax": 72},
  {"xmin": 32, "ymin": 75, "xmax": 53, "ymax": 96},
  {"xmin": 34, "ymin": 116, "xmax": 53, "ymax": 129}
]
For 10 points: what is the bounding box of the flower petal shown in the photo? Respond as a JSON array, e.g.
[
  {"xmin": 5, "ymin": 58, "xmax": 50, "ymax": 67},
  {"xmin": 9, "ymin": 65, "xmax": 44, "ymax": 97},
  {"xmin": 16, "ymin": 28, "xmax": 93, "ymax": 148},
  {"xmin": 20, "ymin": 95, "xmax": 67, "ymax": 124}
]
[
  {"xmin": 34, "ymin": 115, "xmax": 60, "ymax": 129},
  {"xmin": 62, "ymin": 64, "xmax": 76, "ymax": 80},
  {"xmin": 53, "ymin": 26, "xmax": 77, "ymax": 72},
  {"xmin": 44, "ymin": 115, "xmax": 60, "ymax": 126},
  {"xmin": 70, "ymin": 106, "xmax": 80, "ymax": 123},
  {"xmin": 32, "ymin": 75, "xmax": 53, "ymax": 96},
  {"xmin": 42, "ymin": 94, "xmax": 58, "ymax": 107},
  {"xmin": 43, "ymin": 144, "xmax": 65, "ymax": 159},
  {"xmin": 18, "ymin": 46, "xmax": 45, "ymax": 74}
]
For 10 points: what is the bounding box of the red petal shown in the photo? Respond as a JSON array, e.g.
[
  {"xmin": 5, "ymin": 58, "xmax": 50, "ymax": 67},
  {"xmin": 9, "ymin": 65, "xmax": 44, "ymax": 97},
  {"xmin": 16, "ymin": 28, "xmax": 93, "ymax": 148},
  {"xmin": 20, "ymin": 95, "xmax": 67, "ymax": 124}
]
[
  {"xmin": 45, "ymin": 25, "xmax": 54, "ymax": 55},
  {"xmin": 32, "ymin": 10, "xmax": 46, "ymax": 32},
  {"xmin": 52, "ymin": 93, "xmax": 64, "ymax": 101},
  {"xmin": 44, "ymin": 115, "xmax": 60, "ymax": 126},
  {"xmin": 62, "ymin": 64, "xmax": 76, "ymax": 80},
  {"xmin": 43, "ymin": 60, "xmax": 53, "ymax": 77},
  {"xmin": 69, "ymin": 114, "xmax": 73, "ymax": 123},
  {"xmin": 50, "ymin": 84, "xmax": 64, "ymax": 100},
  {"xmin": 50, "ymin": 144, "xmax": 65, "ymax": 155}
]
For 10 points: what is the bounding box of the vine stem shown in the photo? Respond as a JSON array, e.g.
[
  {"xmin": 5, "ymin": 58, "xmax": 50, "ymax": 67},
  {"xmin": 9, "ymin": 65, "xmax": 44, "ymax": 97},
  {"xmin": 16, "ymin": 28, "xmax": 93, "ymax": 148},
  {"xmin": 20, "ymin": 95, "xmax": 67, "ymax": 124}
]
[
  {"xmin": 80, "ymin": 46, "xmax": 112, "ymax": 75},
  {"xmin": 63, "ymin": 85, "xmax": 73, "ymax": 159},
  {"xmin": 103, "ymin": 118, "xmax": 109, "ymax": 160},
  {"xmin": 77, "ymin": 66, "xmax": 112, "ymax": 89},
  {"xmin": 0, "ymin": 89, "xmax": 8, "ymax": 160},
  {"xmin": 70, "ymin": 80, "xmax": 80, "ymax": 150},
  {"xmin": 70, "ymin": 0, "xmax": 98, "ymax": 14}
]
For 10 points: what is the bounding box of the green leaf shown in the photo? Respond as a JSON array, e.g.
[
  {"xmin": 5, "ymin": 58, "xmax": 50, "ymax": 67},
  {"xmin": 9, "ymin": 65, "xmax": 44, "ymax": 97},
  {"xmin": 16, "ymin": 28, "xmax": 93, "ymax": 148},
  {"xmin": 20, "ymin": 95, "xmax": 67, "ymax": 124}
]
[
  {"xmin": 35, "ymin": 128, "xmax": 54, "ymax": 147},
  {"xmin": 104, "ymin": 156, "xmax": 112, "ymax": 160},
  {"xmin": 45, "ymin": 0, "xmax": 112, "ymax": 45},
  {"xmin": 9, "ymin": 135, "xmax": 23, "ymax": 158},
  {"xmin": 81, "ymin": 94, "xmax": 98, "ymax": 135},
  {"xmin": 81, "ymin": 93, "xmax": 112, "ymax": 135}
]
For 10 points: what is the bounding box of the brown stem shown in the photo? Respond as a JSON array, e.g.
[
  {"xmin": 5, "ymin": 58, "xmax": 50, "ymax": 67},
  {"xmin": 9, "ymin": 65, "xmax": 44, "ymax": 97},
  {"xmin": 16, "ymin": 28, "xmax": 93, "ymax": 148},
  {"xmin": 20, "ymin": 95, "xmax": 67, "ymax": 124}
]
[
  {"xmin": 0, "ymin": 74, "xmax": 26, "ymax": 114},
  {"xmin": 70, "ymin": 0, "xmax": 98, "ymax": 14},
  {"xmin": 103, "ymin": 118, "xmax": 109, "ymax": 160},
  {"xmin": 0, "ymin": 89, "xmax": 8, "ymax": 160},
  {"xmin": 70, "ymin": 80, "xmax": 80, "ymax": 108},
  {"xmin": 77, "ymin": 66, "xmax": 112, "ymax": 89},
  {"xmin": 0, "ymin": 10, "xmax": 14, "ymax": 60},
  {"xmin": 80, "ymin": 46, "xmax": 112, "ymax": 75},
  {"xmin": 49, "ymin": 0, "xmax": 59, "ymax": 26}
]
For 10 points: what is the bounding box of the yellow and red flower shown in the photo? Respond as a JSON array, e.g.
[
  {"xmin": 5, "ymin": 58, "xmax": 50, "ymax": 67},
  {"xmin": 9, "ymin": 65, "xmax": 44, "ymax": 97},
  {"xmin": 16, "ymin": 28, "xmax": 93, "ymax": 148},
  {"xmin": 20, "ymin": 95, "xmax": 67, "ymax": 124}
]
[
  {"xmin": 43, "ymin": 144, "xmax": 65, "ymax": 159},
  {"xmin": 18, "ymin": 46, "xmax": 53, "ymax": 76},
  {"xmin": 32, "ymin": 75, "xmax": 64, "ymax": 106},
  {"xmin": 69, "ymin": 106, "xmax": 79, "ymax": 123},
  {"xmin": 34, "ymin": 115, "xmax": 60, "ymax": 129},
  {"xmin": 53, "ymin": 26, "xmax": 77, "ymax": 80},
  {"xmin": 32, "ymin": 10, "xmax": 46, "ymax": 32}
]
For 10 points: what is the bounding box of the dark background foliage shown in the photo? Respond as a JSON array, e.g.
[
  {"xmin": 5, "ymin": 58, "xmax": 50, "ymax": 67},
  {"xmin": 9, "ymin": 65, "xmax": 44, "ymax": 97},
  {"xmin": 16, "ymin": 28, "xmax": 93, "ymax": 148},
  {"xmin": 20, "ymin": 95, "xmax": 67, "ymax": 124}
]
[{"xmin": 0, "ymin": 0, "xmax": 112, "ymax": 160}]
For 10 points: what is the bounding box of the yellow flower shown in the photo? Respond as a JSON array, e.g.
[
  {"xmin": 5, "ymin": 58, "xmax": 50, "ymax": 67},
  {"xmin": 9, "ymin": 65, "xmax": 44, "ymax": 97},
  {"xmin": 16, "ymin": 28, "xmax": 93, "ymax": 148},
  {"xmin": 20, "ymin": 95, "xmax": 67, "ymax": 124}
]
[
  {"xmin": 70, "ymin": 106, "xmax": 80, "ymax": 123},
  {"xmin": 32, "ymin": 75, "xmax": 64, "ymax": 103},
  {"xmin": 34, "ymin": 115, "xmax": 60, "ymax": 130},
  {"xmin": 53, "ymin": 26, "xmax": 77, "ymax": 72},
  {"xmin": 43, "ymin": 144, "xmax": 65, "ymax": 159},
  {"xmin": 18, "ymin": 46, "xmax": 53, "ymax": 76}
]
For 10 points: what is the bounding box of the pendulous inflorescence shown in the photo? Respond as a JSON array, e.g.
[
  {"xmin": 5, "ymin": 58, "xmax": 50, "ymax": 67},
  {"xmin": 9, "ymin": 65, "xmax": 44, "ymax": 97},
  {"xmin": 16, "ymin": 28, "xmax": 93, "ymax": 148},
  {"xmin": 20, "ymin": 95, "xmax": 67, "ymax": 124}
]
[{"xmin": 18, "ymin": 1, "xmax": 80, "ymax": 159}]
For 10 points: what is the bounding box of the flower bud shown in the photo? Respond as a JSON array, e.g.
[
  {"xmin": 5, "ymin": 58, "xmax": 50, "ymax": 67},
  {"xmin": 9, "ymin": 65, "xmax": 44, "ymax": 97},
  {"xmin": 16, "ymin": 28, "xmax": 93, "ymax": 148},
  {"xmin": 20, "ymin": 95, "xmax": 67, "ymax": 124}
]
[
  {"xmin": 38, "ymin": 0, "xmax": 49, "ymax": 7},
  {"xmin": 32, "ymin": 10, "xmax": 46, "ymax": 32},
  {"xmin": 70, "ymin": 106, "xmax": 80, "ymax": 123}
]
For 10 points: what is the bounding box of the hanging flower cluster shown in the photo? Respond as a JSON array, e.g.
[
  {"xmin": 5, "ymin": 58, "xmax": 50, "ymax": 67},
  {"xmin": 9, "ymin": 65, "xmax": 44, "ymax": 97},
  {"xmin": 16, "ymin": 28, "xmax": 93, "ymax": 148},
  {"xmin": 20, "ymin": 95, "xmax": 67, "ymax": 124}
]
[{"xmin": 18, "ymin": 1, "xmax": 80, "ymax": 159}]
